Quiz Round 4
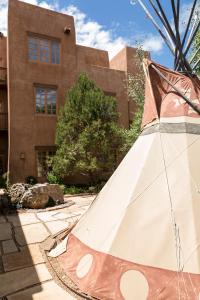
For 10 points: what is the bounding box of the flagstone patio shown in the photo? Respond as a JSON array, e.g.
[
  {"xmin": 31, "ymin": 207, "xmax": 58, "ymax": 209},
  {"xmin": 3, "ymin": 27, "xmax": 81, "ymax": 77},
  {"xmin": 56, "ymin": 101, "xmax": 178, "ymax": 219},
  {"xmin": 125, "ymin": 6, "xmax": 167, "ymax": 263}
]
[{"xmin": 0, "ymin": 194, "xmax": 95, "ymax": 300}]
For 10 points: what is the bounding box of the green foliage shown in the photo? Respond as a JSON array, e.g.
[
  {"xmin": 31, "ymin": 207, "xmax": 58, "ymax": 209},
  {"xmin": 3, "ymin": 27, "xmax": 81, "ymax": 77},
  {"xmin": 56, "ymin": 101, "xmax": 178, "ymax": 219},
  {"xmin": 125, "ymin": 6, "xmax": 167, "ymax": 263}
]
[
  {"xmin": 64, "ymin": 185, "xmax": 88, "ymax": 195},
  {"xmin": 123, "ymin": 48, "xmax": 145, "ymax": 152},
  {"xmin": 0, "ymin": 173, "xmax": 8, "ymax": 189},
  {"xmin": 52, "ymin": 73, "xmax": 125, "ymax": 184},
  {"xmin": 47, "ymin": 171, "xmax": 62, "ymax": 184},
  {"xmin": 192, "ymin": 30, "xmax": 200, "ymax": 75},
  {"xmin": 64, "ymin": 182, "xmax": 106, "ymax": 195}
]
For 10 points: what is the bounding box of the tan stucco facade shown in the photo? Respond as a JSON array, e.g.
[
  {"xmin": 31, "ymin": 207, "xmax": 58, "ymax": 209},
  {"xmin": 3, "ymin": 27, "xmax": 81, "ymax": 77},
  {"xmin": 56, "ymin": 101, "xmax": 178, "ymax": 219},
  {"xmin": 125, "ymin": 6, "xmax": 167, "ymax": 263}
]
[{"xmin": 0, "ymin": 0, "xmax": 143, "ymax": 183}]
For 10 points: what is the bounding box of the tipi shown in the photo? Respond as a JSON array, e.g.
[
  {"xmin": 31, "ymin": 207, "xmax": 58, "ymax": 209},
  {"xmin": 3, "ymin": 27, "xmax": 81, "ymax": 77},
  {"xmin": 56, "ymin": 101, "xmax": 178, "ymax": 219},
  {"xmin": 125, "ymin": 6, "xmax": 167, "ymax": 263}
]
[{"xmin": 51, "ymin": 1, "xmax": 200, "ymax": 299}]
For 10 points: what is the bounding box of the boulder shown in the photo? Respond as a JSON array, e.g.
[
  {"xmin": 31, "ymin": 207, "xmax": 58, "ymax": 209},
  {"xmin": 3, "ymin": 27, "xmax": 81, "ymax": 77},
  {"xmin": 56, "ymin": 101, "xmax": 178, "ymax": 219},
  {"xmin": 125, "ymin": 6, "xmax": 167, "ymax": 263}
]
[
  {"xmin": 21, "ymin": 183, "xmax": 64, "ymax": 209},
  {"xmin": 9, "ymin": 183, "xmax": 30, "ymax": 204},
  {"xmin": 45, "ymin": 184, "xmax": 64, "ymax": 204}
]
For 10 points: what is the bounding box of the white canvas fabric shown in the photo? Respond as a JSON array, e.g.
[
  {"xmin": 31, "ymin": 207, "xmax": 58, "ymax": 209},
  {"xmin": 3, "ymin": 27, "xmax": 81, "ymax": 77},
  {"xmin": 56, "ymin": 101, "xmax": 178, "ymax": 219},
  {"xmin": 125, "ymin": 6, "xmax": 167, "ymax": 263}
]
[{"xmin": 72, "ymin": 130, "xmax": 200, "ymax": 273}]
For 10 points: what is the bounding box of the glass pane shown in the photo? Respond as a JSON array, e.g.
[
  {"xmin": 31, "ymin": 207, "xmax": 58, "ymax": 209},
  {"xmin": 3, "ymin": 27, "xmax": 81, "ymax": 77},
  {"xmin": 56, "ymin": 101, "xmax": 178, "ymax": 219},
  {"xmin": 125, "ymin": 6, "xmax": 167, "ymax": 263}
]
[
  {"xmin": 51, "ymin": 41, "xmax": 60, "ymax": 64},
  {"xmin": 36, "ymin": 87, "xmax": 45, "ymax": 113},
  {"xmin": 37, "ymin": 150, "xmax": 55, "ymax": 177},
  {"xmin": 29, "ymin": 37, "xmax": 39, "ymax": 61},
  {"xmin": 39, "ymin": 39, "xmax": 50, "ymax": 63},
  {"xmin": 37, "ymin": 151, "xmax": 47, "ymax": 177},
  {"xmin": 47, "ymin": 89, "xmax": 56, "ymax": 114}
]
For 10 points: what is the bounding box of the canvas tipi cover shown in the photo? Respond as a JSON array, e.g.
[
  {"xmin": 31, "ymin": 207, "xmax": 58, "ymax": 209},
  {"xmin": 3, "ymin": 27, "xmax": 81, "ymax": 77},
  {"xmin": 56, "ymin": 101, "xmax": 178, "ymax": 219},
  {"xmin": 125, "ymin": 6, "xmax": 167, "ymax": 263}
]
[{"xmin": 56, "ymin": 60, "xmax": 200, "ymax": 300}]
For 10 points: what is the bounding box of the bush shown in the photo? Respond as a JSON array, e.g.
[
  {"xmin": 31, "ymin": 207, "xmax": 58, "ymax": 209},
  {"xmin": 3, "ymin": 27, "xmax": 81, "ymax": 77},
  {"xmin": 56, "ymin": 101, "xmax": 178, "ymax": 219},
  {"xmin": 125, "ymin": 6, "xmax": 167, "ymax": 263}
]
[
  {"xmin": 63, "ymin": 182, "xmax": 106, "ymax": 195},
  {"xmin": 25, "ymin": 176, "xmax": 37, "ymax": 185},
  {"xmin": 47, "ymin": 172, "xmax": 61, "ymax": 184},
  {"xmin": 64, "ymin": 185, "xmax": 87, "ymax": 195},
  {"xmin": 0, "ymin": 173, "xmax": 8, "ymax": 189}
]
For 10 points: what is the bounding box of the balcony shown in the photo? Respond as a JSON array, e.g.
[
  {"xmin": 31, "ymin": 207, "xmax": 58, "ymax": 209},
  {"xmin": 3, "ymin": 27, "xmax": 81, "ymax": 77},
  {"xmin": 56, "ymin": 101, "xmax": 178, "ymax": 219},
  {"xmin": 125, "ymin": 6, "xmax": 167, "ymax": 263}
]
[
  {"xmin": 0, "ymin": 113, "xmax": 8, "ymax": 130},
  {"xmin": 0, "ymin": 67, "xmax": 7, "ymax": 85}
]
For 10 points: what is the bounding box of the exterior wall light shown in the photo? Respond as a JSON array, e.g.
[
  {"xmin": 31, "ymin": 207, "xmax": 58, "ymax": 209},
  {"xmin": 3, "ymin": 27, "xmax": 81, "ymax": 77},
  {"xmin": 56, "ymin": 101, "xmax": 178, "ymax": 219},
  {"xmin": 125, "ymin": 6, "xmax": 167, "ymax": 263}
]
[
  {"xmin": 64, "ymin": 26, "xmax": 71, "ymax": 34},
  {"xmin": 20, "ymin": 152, "xmax": 25, "ymax": 160}
]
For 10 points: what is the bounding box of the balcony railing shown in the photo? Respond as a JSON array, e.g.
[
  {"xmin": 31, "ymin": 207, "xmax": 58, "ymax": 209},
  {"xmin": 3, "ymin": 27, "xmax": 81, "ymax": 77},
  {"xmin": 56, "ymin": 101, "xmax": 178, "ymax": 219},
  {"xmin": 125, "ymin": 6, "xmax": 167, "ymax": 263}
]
[
  {"xmin": 0, "ymin": 67, "xmax": 7, "ymax": 84},
  {"xmin": 0, "ymin": 113, "xmax": 8, "ymax": 130}
]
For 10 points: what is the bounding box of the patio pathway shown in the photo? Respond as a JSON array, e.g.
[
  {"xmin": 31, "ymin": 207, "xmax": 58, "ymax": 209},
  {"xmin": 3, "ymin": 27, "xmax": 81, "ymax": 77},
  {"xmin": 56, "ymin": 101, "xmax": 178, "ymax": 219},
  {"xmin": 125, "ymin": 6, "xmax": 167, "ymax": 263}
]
[{"xmin": 0, "ymin": 194, "xmax": 95, "ymax": 300}]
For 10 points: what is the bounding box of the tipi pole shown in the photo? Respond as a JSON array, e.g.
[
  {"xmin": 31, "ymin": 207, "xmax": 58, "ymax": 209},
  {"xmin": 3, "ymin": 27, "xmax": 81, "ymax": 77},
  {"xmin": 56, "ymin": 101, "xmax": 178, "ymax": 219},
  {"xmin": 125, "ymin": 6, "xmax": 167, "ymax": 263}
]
[
  {"xmin": 184, "ymin": 20, "xmax": 200, "ymax": 57},
  {"xmin": 176, "ymin": 19, "xmax": 200, "ymax": 71},
  {"xmin": 190, "ymin": 45, "xmax": 200, "ymax": 64},
  {"xmin": 154, "ymin": 0, "xmax": 191, "ymax": 71},
  {"xmin": 151, "ymin": 64, "xmax": 200, "ymax": 114},
  {"xmin": 192, "ymin": 56, "xmax": 200, "ymax": 71},
  {"xmin": 175, "ymin": 0, "xmax": 198, "ymax": 70},
  {"xmin": 181, "ymin": 0, "xmax": 198, "ymax": 49},
  {"xmin": 147, "ymin": 0, "xmax": 175, "ymax": 50},
  {"xmin": 171, "ymin": 0, "xmax": 185, "ymax": 70},
  {"xmin": 136, "ymin": 0, "xmax": 175, "ymax": 54},
  {"xmin": 174, "ymin": 0, "xmax": 180, "ymax": 66}
]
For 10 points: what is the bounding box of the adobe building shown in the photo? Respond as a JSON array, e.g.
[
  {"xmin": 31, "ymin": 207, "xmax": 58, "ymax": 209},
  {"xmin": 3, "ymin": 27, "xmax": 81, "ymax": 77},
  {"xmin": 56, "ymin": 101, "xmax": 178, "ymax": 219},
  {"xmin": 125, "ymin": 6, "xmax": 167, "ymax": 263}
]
[{"xmin": 0, "ymin": 0, "xmax": 144, "ymax": 184}]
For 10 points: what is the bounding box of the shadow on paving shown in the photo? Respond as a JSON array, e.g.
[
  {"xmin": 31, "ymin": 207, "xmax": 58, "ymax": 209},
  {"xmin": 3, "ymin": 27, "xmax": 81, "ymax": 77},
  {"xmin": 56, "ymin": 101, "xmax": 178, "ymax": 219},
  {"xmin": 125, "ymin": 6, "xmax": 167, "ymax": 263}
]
[{"xmin": 0, "ymin": 208, "xmax": 46, "ymax": 300}]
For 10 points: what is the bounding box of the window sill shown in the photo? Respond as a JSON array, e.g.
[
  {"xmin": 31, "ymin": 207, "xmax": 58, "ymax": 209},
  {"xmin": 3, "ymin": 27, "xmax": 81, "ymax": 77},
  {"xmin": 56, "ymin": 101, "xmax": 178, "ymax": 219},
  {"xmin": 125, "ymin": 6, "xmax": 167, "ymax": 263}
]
[
  {"xmin": 35, "ymin": 114, "xmax": 57, "ymax": 117},
  {"xmin": 29, "ymin": 60, "xmax": 60, "ymax": 67}
]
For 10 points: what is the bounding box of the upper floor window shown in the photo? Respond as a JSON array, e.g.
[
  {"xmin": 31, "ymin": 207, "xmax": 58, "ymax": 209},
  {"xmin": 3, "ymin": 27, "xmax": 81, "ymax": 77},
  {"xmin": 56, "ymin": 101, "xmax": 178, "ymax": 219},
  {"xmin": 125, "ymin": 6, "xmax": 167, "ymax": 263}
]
[
  {"xmin": 29, "ymin": 36, "xmax": 60, "ymax": 64},
  {"xmin": 35, "ymin": 86, "xmax": 57, "ymax": 115}
]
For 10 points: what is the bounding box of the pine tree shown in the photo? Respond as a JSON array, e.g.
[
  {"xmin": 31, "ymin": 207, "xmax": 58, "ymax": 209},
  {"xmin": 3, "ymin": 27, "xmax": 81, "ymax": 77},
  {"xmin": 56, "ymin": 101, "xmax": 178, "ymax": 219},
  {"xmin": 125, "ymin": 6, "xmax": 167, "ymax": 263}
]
[{"xmin": 52, "ymin": 73, "xmax": 125, "ymax": 184}]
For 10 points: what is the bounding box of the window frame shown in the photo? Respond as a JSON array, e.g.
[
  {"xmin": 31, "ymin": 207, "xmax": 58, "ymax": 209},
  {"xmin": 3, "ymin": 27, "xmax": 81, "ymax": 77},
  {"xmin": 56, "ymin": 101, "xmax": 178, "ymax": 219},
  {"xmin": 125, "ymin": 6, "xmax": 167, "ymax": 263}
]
[
  {"xmin": 35, "ymin": 146, "xmax": 56, "ymax": 178},
  {"xmin": 34, "ymin": 85, "xmax": 57, "ymax": 116},
  {"xmin": 28, "ymin": 34, "xmax": 61, "ymax": 65}
]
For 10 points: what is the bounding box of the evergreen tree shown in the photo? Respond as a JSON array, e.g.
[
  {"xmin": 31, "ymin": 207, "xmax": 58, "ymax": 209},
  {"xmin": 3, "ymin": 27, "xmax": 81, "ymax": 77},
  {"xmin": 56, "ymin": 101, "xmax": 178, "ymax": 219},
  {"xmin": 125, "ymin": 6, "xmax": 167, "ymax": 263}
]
[
  {"xmin": 52, "ymin": 73, "xmax": 125, "ymax": 184},
  {"xmin": 192, "ymin": 30, "xmax": 200, "ymax": 75}
]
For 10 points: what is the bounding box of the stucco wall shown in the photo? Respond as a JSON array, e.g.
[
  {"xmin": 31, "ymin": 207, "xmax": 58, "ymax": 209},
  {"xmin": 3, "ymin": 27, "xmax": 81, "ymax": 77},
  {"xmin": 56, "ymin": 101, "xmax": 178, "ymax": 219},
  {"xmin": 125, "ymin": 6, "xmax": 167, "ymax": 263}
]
[
  {"xmin": 8, "ymin": 0, "xmax": 77, "ymax": 182},
  {"xmin": 7, "ymin": 0, "xmax": 139, "ymax": 183},
  {"xmin": 0, "ymin": 37, "xmax": 7, "ymax": 68},
  {"xmin": 77, "ymin": 45, "xmax": 109, "ymax": 68}
]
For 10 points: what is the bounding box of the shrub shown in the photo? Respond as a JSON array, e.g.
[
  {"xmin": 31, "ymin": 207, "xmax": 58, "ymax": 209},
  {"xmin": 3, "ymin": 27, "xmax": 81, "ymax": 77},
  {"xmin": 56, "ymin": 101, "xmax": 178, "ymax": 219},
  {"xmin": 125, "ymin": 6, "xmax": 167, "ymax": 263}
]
[
  {"xmin": 25, "ymin": 176, "xmax": 37, "ymax": 185},
  {"xmin": 0, "ymin": 173, "xmax": 8, "ymax": 189},
  {"xmin": 47, "ymin": 172, "xmax": 61, "ymax": 184}
]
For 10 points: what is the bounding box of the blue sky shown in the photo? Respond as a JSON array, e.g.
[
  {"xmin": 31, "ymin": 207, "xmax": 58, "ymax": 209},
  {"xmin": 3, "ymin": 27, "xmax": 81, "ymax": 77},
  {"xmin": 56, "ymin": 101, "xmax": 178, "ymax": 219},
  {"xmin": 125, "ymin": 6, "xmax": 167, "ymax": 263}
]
[{"xmin": 0, "ymin": 0, "xmax": 199, "ymax": 68}]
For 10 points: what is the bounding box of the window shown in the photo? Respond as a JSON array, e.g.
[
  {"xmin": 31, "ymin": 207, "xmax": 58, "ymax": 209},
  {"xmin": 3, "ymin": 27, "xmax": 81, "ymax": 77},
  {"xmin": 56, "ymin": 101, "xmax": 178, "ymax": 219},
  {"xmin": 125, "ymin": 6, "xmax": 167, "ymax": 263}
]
[
  {"xmin": 35, "ymin": 86, "xmax": 57, "ymax": 115},
  {"xmin": 104, "ymin": 91, "xmax": 116, "ymax": 97},
  {"xmin": 36, "ymin": 149, "xmax": 55, "ymax": 177},
  {"xmin": 28, "ymin": 36, "xmax": 60, "ymax": 64}
]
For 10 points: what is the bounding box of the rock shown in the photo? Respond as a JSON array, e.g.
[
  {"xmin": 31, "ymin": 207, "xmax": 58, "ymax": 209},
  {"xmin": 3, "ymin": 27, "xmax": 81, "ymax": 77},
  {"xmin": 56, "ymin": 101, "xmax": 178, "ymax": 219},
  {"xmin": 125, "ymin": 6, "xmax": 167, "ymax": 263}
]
[
  {"xmin": 8, "ymin": 184, "xmax": 30, "ymax": 204},
  {"xmin": 20, "ymin": 184, "xmax": 64, "ymax": 209},
  {"xmin": 21, "ymin": 184, "xmax": 49, "ymax": 209},
  {"xmin": 45, "ymin": 184, "xmax": 64, "ymax": 205}
]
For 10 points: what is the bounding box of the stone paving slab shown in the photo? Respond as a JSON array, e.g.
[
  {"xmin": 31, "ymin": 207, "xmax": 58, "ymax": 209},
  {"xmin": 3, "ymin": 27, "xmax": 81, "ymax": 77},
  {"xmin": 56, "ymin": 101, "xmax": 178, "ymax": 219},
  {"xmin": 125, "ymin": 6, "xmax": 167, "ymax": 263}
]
[
  {"xmin": 36, "ymin": 211, "xmax": 69, "ymax": 223},
  {"xmin": 45, "ymin": 220, "xmax": 69, "ymax": 235},
  {"xmin": 7, "ymin": 280, "xmax": 75, "ymax": 300},
  {"xmin": 7, "ymin": 213, "xmax": 40, "ymax": 227},
  {"xmin": 2, "ymin": 240, "xmax": 18, "ymax": 254},
  {"xmin": 0, "ymin": 195, "xmax": 95, "ymax": 298},
  {"xmin": 0, "ymin": 215, "xmax": 6, "ymax": 223},
  {"xmin": 58, "ymin": 208, "xmax": 82, "ymax": 218},
  {"xmin": 3, "ymin": 244, "xmax": 45, "ymax": 272},
  {"xmin": 0, "ymin": 223, "xmax": 12, "ymax": 241},
  {"xmin": 0, "ymin": 263, "xmax": 52, "ymax": 297},
  {"xmin": 15, "ymin": 223, "xmax": 49, "ymax": 246}
]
